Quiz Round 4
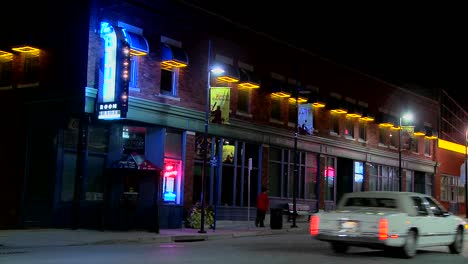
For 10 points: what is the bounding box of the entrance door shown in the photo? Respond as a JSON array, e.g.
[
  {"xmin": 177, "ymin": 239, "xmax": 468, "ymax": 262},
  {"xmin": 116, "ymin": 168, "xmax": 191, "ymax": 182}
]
[{"xmin": 320, "ymin": 156, "xmax": 337, "ymax": 210}]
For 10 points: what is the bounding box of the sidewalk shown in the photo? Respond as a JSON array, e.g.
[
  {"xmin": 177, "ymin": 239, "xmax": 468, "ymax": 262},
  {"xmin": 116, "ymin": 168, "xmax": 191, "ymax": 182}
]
[{"xmin": 0, "ymin": 220, "xmax": 309, "ymax": 249}]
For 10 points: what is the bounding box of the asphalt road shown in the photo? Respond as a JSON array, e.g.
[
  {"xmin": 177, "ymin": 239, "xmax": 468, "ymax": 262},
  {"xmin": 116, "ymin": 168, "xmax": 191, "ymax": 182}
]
[{"xmin": 1, "ymin": 233, "xmax": 467, "ymax": 264}]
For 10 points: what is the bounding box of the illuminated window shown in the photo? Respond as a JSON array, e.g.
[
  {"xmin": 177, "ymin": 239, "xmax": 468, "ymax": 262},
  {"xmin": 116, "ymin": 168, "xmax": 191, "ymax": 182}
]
[
  {"xmin": 369, "ymin": 164, "xmax": 398, "ymax": 191},
  {"xmin": 354, "ymin": 161, "xmax": 364, "ymax": 192},
  {"xmin": 322, "ymin": 156, "xmax": 336, "ymax": 201},
  {"xmin": 345, "ymin": 117, "xmax": 355, "ymax": 138}
]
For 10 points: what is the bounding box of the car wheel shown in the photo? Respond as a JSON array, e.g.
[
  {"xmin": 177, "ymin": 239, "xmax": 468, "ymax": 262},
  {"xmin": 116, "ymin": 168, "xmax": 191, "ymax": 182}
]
[
  {"xmin": 399, "ymin": 230, "xmax": 417, "ymax": 258},
  {"xmin": 331, "ymin": 242, "xmax": 349, "ymax": 253},
  {"xmin": 449, "ymin": 227, "xmax": 464, "ymax": 254}
]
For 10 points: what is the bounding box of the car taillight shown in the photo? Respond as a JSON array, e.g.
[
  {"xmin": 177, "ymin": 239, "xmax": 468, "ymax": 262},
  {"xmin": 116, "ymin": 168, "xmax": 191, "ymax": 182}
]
[
  {"xmin": 310, "ymin": 215, "xmax": 320, "ymax": 236},
  {"xmin": 379, "ymin": 218, "xmax": 388, "ymax": 240}
]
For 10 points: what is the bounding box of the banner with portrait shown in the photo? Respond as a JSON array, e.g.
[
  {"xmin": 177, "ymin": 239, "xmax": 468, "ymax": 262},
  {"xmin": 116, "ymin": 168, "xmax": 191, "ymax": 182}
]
[
  {"xmin": 210, "ymin": 87, "xmax": 230, "ymax": 124},
  {"xmin": 298, "ymin": 103, "xmax": 313, "ymax": 135}
]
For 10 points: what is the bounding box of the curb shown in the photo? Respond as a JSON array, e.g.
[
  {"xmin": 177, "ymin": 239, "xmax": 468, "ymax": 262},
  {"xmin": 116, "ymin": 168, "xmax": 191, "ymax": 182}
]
[{"xmin": 0, "ymin": 227, "xmax": 309, "ymax": 249}]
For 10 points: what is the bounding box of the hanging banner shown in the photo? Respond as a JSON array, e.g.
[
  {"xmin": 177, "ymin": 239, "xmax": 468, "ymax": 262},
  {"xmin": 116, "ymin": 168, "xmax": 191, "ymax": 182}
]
[
  {"xmin": 298, "ymin": 103, "xmax": 313, "ymax": 135},
  {"xmin": 401, "ymin": 125, "xmax": 415, "ymax": 149},
  {"xmin": 210, "ymin": 87, "xmax": 230, "ymax": 124},
  {"xmin": 461, "ymin": 161, "xmax": 467, "ymax": 184}
]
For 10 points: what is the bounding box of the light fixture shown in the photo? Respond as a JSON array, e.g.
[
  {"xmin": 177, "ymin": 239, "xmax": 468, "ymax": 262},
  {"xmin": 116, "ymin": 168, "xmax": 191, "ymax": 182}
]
[
  {"xmin": 12, "ymin": 45, "xmax": 40, "ymax": 53},
  {"xmin": 161, "ymin": 43, "xmax": 188, "ymax": 68},
  {"xmin": 288, "ymin": 97, "xmax": 308, "ymax": 104},
  {"xmin": 213, "ymin": 63, "xmax": 239, "ymax": 83},
  {"xmin": 0, "ymin": 50, "xmax": 13, "ymax": 60},
  {"xmin": 238, "ymin": 68, "xmax": 260, "ymax": 88}
]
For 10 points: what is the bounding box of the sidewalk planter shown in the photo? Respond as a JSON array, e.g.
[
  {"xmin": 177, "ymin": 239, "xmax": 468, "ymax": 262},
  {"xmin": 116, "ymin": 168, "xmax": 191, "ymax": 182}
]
[{"xmin": 186, "ymin": 203, "xmax": 214, "ymax": 229}]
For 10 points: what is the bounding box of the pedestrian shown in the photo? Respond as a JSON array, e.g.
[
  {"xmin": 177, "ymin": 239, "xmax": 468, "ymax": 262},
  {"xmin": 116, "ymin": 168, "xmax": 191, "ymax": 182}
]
[{"xmin": 255, "ymin": 186, "xmax": 269, "ymax": 227}]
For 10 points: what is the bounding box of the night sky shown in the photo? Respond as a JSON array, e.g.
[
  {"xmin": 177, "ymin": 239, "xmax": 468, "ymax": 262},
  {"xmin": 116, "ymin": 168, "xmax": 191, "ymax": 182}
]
[{"xmin": 182, "ymin": 1, "xmax": 467, "ymax": 110}]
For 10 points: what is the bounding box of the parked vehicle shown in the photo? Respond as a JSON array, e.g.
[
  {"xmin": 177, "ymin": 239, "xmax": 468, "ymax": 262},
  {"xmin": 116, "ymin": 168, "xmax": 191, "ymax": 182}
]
[{"xmin": 310, "ymin": 191, "xmax": 467, "ymax": 258}]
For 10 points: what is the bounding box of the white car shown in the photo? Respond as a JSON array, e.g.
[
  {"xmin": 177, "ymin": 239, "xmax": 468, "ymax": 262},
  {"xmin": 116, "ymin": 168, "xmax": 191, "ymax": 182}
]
[{"xmin": 310, "ymin": 191, "xmax": 467, "ymax": 258}]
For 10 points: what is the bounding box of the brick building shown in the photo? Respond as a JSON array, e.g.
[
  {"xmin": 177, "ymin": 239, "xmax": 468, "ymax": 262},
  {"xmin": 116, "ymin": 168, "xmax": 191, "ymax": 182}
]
[{"xmin": 0, "ymin": 0, "xmax": 464, "ymax": 230}]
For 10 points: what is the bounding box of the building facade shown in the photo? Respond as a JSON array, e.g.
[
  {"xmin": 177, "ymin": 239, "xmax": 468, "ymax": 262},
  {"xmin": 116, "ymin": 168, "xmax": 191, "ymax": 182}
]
[{"xmin": 0, "ymin": 0, "xmax": 464, "ymax": 230}]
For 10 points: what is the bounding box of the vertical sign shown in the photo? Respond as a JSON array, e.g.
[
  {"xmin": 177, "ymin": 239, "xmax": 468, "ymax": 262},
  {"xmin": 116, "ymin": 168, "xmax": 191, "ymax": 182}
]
[
  {"xmin": 97, "ymin": 22, "xmax": 129, "ymax": 120},
  {"xmin": 210, "ymin": 87, "xmax": 230, "ymax": 124},
  {"xmin": 298, "ymin": 103, "xmax": 313, "ymax": 135}
]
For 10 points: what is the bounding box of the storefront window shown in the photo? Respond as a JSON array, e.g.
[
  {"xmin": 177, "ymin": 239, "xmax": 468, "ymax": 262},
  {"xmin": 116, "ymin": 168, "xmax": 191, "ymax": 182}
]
[
  {"xmin": 354, "ymin": 161, "xmax": 364, "ymax": 192},
  {"xmin": 61, "ymin": 124, "xmax": 109, "ymax": 201}
]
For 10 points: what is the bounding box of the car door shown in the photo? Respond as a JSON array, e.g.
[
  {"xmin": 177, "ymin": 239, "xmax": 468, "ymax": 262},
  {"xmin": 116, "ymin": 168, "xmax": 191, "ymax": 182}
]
[
  {"xmin": 424, "ymin": 196, "xmax": 455, "ymax": 245},
  {"xmin": 409, "ymin": 196, "xmax": 432, "ymax": 246}
]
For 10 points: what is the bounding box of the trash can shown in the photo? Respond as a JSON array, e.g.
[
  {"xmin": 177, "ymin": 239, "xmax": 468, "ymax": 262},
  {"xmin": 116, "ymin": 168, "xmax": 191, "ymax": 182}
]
[{"xmin": 270, "ymin": 208, "xmax": 283, "ymax": 229}]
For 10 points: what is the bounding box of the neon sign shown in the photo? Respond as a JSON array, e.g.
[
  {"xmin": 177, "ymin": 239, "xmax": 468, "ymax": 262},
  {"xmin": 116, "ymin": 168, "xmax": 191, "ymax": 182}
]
[
  {"xmin": 97, "ymin": 22, "xmax": 129, "ymax": 120},
  {"xmin": 162, "ymin": 160, "xmax": 181, "ymax": 203}
]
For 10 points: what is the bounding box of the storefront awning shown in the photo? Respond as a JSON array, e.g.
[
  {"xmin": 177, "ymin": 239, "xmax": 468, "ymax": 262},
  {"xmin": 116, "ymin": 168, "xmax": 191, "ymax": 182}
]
[
  {"xmin": 161, "ymin": 43, "xmax": 189, "ymax": 68},
  {"xmin": 122, "ymin": 29, "xmax": 149, "ymax": 56}
]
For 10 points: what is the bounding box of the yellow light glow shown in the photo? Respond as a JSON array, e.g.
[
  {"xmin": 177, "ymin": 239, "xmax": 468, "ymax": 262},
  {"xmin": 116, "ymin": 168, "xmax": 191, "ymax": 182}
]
[
  {"xmin": 359, "ymin": 116, "xmax": 374, "ymax": 122},
  {"xmin": 288, "ymin": 97, "xmax": 308, "ymax": 103},
  {"xmin": 346, "ymin": 113, "xmax": 362, "ymax": 118},
  {"xmin": 379, "ymin": 123, "xmax": 394, "ymax": 127},
  {"xmin": 238, "ymin": 82, "xmax": 260, "ymax": 89},
  {"xmin": 312, "ymin": 102, "xmax": 325, "ymax": 108},
  {"xmin": 217, "ymin": 76, "xmax": 239, "ymax": 83},
  {"xmin": 413, "ymin": 132, "xmax": 425, "ymax": 136},
  {"xmin": 0, "ymin": 50, "xmax": 13, "ymax": 61},
  {"xmin": 0, "ymin": 50, "xmax": 13, "ymax": 57},
  {"xmin": 391, "ymin": 126, "xmax": 401, "ymax": 130},
  {"xmin": 330, "ymin": 109, "xmax": 347, "ymax": 114},
  {"xmin": 161, "ymin": 60, "xmax": 187, "ymax": 68},
  {"xmin": 130, "ymin": 49, "xmax": 148, "ymax": 56},
  {"xmin": 12, "ymin": 45, "xmax": 40, "ymax": 53},
  {"xmin": 425, "ymin": 135, "xmax": 438, "ymax": 140},
  {"xmin": 271, "ymin": 92, "xmax": 291, "ymax": 98},
  {"xmin": 438, "ymin": 139, "xmax": 466, "ymax": 154}
]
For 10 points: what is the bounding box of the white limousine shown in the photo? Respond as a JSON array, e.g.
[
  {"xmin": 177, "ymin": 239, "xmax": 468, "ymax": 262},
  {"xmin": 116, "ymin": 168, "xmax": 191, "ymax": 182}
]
[{"xmin": 310, "ymin": 191, "xmax": 467, "ymax": 258}]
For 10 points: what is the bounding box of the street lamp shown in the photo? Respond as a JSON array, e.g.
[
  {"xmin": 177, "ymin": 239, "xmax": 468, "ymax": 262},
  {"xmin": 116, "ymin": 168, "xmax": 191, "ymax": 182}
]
[
  {"xmin": 199, "ymin": 40, "xmax": 224, "ymax": 233},
  {"xmin": 291, "ymin": 86, "xmax": 309, "ymax": 228},
  {"xmin": 398, "ymin": 112, "xmax": 413, "ymax": 192}
]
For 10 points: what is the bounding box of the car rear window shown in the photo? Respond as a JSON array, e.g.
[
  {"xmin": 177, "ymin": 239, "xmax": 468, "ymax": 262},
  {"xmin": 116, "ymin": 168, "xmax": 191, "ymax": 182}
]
[{"xmin": 344, "ymin": 197, "xmax": 397, "ymax": 208}]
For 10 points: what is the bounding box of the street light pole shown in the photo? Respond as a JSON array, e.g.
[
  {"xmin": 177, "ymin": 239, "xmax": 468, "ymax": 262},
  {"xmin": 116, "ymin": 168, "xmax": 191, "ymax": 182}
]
[
  {"xmin": 465, "ymin": 129, "xmax": 467, "ymax": 218},
  {"xmin": 398, "ymin": 116, "xmax": 402, "ymax": 192},
  {"xmin": 291, "ymin": 87, "xmax": 299, "ymax": 228},
  {"xmin": 199, "ymin": 40, "xmax": 212, "ymax": 233}
]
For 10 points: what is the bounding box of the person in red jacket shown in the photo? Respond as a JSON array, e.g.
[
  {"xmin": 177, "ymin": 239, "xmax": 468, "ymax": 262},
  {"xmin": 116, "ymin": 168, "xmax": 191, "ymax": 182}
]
[{"xmin": 255, "ymin": 186, "xmax": 269, "ymax": 227}]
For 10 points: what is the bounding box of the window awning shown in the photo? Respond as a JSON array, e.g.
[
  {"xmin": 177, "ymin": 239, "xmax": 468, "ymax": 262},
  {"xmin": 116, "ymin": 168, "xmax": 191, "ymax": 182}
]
[
  {"xmin": 425, "ymin": 126, "xmax": 438, "ymax": 139},
  {"xmin": 269, "ymin": 79, "xmax": 290, "ymax": 97},
  {"xmin": 213, "ymin": 63, "xmax": 239, "ymax": 83},
  {"xmin": 122, "ymin": 29, "xmax": 149, "ymax": 56},
  {"xmin": 238, "ymin": 68, "xmax": 260, "ymax": 88},
  {"xmin": 326, "ymin": 97, "xmax": 348, "ymax": 114},
  {"xmin": 161, "ymin": 43, "xmax": 189, "ymax": 68},
  {"xmin": 376, "ymin": 112, "xmax": 396, "ymax": 127}
]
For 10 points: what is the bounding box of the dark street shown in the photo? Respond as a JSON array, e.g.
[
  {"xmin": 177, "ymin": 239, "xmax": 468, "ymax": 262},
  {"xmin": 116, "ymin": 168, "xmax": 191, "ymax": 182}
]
[{"xmin": 1, "ymin": 233, "xmax": 467, "ymax": 264}]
